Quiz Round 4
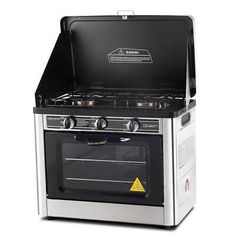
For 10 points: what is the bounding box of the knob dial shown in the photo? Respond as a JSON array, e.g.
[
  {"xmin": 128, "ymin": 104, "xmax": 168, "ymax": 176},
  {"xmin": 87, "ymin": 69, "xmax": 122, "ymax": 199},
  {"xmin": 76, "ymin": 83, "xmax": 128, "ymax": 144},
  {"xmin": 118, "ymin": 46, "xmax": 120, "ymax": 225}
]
[
  {"xmin": 126, "ymin": 120, "xmax": 139, "ymax": 132},
  {"xmin": 94, "ymin": 118, "xmax": 107, "ymax": 130},
  {"xmin": 63, "ymin": 117, "xmax": 75, "ymax": 129}
]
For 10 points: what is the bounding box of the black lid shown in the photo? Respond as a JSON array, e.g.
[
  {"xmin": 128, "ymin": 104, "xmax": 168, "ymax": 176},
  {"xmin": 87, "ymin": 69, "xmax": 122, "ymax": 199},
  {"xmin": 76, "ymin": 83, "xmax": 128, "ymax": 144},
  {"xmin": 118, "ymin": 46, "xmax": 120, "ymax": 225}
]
[{"xmin": 61, "ymin": 15, "xmax": 196, "ymax": 97}]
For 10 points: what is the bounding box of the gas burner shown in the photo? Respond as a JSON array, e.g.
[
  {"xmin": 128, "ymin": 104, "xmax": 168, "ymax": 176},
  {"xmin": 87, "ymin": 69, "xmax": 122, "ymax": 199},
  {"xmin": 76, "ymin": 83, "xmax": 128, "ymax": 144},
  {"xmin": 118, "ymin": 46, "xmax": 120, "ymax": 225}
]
[
  {"xmin": 129, "ymin": 100, "xmax": 169, "ymax": 110},
  {"xmin": 132, "ymin": 100, "xmax": 157, "ymax": 109},
  {"xmin": 74, "ymin": 99, "xmax": 95, "ymax": 107}
]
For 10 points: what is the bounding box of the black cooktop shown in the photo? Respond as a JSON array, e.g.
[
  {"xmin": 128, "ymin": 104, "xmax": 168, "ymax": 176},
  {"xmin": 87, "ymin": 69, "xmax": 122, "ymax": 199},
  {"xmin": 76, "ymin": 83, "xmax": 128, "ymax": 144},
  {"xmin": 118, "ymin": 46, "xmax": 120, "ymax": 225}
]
[{"xmin": 43, "ymin": 90, "xmax": 186, "ymax": 111}]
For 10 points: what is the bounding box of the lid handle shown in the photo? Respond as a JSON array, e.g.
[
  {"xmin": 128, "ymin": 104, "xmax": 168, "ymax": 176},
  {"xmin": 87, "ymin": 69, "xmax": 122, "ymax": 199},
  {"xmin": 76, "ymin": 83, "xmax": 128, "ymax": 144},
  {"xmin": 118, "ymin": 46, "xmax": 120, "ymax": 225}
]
[{"xmin": 117, "ymin": 10, "xmax": 135, "ymax": 19}]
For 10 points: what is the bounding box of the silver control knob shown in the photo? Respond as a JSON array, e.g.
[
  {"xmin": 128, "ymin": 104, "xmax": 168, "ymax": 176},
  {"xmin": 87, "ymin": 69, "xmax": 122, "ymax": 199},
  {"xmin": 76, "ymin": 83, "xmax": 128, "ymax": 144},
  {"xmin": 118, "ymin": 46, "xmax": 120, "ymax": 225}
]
[
  {"xmin": 126, "ymin": 120, "xmax": 139, "ymax": 132},
  {"xmin": 63, "ymin": 117, "xmax": 75, "ymax": 129},
  {"xmin": 94, "ymin": 118, "xmax": 107, "ymax": 130}
]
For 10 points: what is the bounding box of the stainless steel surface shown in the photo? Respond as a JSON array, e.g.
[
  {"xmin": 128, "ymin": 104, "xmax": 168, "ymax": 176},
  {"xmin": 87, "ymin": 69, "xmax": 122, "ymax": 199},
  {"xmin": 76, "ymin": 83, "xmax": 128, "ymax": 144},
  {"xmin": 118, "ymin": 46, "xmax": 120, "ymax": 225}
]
[
  {"xmin": 47, "ymin": 199, "xmax": 164, "ymax": 225},
  {"xmin": 162, "ymin": 109, "xmax": 196, "ymax": 226},
  {"xmin": 34, "ymin": 114, "xmax": 47, "ymax": 217},
  {"xmin": 162, "ymin": 118, "xmax": 175, "ymax": 226},
  {"xmin": 172, "ymin": 107, "xmax": 196, "ymax": 225}
]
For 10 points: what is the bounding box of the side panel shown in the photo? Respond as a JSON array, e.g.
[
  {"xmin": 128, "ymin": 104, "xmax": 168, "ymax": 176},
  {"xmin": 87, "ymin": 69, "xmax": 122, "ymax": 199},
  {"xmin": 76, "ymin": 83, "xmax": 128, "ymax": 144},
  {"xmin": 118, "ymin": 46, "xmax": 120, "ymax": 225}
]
[
  {"xmin": 173, "ymin": 107, "xmax": 196, "ymax": 224},
  {"xmin": 35, "ymin": 32, "xmax": 74, "ymax": 107},
  {"xmin": 34, "ymin": 114, "xmax": 48, "ymax": 216}
]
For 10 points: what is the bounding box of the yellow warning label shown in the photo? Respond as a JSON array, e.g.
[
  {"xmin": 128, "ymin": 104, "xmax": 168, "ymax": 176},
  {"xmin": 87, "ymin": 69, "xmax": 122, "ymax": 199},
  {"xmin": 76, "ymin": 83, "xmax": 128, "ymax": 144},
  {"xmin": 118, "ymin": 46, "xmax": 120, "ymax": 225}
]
[{"xmin": 130, "ymin": 177, "xmax": 145, "ymax": 192}]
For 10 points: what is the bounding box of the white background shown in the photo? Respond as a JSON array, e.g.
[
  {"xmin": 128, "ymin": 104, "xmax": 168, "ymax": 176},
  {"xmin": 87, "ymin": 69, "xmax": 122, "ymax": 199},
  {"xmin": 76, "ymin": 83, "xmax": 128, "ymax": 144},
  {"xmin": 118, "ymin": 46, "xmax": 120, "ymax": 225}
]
[{"xmin": 0, "ymin": 0, "xmax": 236, "ymax": 235}]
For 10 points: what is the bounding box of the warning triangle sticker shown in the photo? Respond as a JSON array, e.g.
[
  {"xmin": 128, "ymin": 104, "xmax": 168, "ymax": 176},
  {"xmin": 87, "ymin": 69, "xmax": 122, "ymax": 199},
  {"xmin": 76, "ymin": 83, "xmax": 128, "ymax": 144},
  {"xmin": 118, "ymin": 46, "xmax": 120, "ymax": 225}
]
[{"xmin": 130, "ymin": 177, "xmax": 145, "ymax": 192}]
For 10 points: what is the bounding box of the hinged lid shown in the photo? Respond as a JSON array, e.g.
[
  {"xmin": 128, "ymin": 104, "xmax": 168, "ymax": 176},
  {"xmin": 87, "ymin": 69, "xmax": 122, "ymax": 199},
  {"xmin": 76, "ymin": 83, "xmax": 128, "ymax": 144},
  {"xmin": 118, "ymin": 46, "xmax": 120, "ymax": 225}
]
[{"xmin": 60, "ymin": 15, "xmax": 196, "ymax": 97}]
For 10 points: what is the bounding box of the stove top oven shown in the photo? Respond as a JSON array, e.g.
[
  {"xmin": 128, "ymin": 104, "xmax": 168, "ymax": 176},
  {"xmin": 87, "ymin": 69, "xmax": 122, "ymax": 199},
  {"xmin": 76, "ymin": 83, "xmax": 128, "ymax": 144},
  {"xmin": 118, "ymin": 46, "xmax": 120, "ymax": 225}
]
[{"xmin": 34, "ymin": 13, "xmax": 196, "ymax": 228}]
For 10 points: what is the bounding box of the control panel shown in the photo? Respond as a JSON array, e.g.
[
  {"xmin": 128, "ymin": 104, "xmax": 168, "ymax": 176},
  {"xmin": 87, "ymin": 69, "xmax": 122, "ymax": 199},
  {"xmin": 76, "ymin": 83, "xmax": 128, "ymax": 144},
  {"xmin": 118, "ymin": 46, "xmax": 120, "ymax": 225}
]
[{"xmin": 45, "ymin": 115, "xmax": 161, "ymax": 134}]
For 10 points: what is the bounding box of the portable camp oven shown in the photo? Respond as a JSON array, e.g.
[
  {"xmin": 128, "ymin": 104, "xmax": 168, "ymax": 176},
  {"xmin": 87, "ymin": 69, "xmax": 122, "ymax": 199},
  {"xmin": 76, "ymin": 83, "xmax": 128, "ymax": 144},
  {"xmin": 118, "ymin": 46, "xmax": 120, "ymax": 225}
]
[{"xmin": 34, "ymin": 13, "xmax": 196, "ymax": 228}]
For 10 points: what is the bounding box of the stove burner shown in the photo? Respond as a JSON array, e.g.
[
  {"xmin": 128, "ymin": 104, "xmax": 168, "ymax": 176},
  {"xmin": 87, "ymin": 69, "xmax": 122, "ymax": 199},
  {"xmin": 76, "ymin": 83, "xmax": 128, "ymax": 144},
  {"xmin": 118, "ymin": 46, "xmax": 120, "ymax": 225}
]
[
  {"xmin": 74, "ymin": 99, "xmax": 95, "ymax": 107},
  {"xmin": 134, "ymin": 100, "xmax": 156, "ymax": 108}
]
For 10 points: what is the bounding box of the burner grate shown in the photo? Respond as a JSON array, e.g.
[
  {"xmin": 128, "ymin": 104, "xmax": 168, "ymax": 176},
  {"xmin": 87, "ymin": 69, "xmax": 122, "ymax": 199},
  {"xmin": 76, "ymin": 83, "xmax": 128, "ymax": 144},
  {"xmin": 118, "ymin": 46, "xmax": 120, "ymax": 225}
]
[{"xmin": 43, "ymin": 91, "xmax": 183, "ymax": 110}]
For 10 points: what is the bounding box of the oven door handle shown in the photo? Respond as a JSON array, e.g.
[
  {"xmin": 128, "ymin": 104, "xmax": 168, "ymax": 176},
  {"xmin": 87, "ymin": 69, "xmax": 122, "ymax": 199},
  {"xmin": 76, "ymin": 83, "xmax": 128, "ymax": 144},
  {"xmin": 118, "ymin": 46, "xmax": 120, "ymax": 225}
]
[{"xmin": 75, "ymin": 135, "xmax": 130, "ymax": 146}]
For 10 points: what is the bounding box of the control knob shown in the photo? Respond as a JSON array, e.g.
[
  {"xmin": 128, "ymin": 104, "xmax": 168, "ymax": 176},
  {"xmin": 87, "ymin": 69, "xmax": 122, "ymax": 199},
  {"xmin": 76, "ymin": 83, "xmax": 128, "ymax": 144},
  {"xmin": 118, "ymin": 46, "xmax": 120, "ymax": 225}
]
[
  {"xmin": 94, "ymin": 118, "xmax": 107, "ymax": 130},
  {"xmin": 126, "ymin": 120, "xmax": 139, "ymax": 132},
  {"xmin": 63, "ymin": 117, "xmax": 75, "ymax": 129}
]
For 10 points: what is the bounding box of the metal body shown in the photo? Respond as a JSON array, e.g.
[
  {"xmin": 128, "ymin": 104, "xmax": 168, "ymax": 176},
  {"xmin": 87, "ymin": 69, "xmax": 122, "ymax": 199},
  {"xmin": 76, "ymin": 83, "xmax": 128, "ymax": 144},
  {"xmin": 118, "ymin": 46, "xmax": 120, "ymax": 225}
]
[{"xmin": 34, "ymin": 107, "xmax": 196, "ymax": 226}]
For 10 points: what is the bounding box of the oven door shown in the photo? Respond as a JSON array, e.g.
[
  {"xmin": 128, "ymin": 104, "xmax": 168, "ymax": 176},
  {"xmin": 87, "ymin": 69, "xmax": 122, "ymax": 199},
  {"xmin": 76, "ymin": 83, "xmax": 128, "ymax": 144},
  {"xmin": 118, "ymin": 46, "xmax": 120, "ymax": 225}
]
[{"xmin": 45, "ymin": 131, "xmax": 163, "ymax": 206}]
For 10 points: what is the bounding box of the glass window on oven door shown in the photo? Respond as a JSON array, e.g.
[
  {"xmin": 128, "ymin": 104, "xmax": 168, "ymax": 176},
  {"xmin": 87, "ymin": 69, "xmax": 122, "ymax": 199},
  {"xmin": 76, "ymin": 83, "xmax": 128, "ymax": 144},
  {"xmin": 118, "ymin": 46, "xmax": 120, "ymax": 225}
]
[{"xmin": 61, "ymin": 133, "xmax": 149, "ymax": 196}]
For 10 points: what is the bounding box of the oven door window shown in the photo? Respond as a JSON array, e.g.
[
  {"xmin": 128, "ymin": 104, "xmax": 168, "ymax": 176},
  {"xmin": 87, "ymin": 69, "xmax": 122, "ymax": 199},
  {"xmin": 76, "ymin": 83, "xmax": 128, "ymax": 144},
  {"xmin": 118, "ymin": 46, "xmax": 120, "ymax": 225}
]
[
  {"xmin": 62, "ymin": 135, "xmax": 148, "ymax": 194},
  {"xmin": 45, "ymin": 132, "xmax": 163, "ymax": 206}
]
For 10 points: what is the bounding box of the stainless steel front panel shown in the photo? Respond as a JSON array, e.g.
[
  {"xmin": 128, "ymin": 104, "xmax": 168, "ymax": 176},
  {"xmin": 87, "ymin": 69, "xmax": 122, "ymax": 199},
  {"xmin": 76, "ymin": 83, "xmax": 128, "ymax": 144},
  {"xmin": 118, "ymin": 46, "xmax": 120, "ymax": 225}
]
[
  {"xmin": 47, "ymin": 199, "xmax": 164, "ymax": 225},
  {"xmin": 162, "ymin": 118, "xmax": 175, "ymax": 225},
  {"xmin": 34, "ymin": 114, "xmax": 47, "ymax": 217}
]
